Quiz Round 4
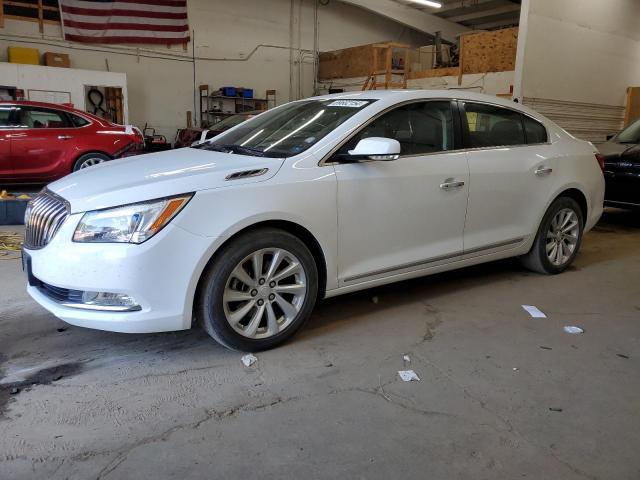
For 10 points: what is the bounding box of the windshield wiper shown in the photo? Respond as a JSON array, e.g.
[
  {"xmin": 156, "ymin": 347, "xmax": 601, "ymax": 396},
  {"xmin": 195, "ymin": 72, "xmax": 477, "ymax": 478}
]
[{"xmin": 194, "ymin": 143, "xmax": 273, "ymax": 157}]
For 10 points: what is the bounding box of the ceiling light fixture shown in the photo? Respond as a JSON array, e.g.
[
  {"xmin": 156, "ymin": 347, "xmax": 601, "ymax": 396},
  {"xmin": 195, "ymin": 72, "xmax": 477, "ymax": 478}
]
[{"xmin": 407, "ymin": 0, "xmax": 442, "ymax": 8}]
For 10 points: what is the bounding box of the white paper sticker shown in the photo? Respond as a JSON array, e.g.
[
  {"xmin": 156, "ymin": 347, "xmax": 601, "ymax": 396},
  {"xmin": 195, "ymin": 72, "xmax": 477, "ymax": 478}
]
[
  {"xmin": 327, "ymin": 100, "xmax": 368, "ymax": 108},
  {"xmin": 563, "ymin": 326, "xmax": 584, "ymax": 334},
  {"xmin": 398, "ymin": 370, "xmax": 420, "ymax": 382},
  {"xmin": 522, "ymin": 305, "xmax": 547, "ymax": 318},
  {"xmin": 241, "ymin": 354, "xmax": 257, "ymax": 367}
]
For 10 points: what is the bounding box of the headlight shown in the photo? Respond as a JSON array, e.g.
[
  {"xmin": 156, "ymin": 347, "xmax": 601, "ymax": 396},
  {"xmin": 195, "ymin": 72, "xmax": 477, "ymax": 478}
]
[{"xmin": 73, "ymin": 194, "xmax": 193, "ymax": 244}]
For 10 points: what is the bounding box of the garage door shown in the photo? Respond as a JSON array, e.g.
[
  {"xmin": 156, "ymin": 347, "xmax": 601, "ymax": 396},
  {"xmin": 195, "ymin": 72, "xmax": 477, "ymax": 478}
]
[{"xmin": 523, "ymin": 97, "xmax": 625, "ymax": 145}]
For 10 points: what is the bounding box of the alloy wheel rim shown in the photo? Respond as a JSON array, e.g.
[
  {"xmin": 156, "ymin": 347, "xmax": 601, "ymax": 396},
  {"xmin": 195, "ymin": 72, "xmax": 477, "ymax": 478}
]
[
  {"xmin": 223, "ymin": 248, "xmax": 307, "ymax": 339},
  {"xmin": 546, "ymin": 208, "xmax": 579, "ymax": 266},
  {"xmin": 80, "ymin": 158, "xmax": 105, "ymax": 169}
]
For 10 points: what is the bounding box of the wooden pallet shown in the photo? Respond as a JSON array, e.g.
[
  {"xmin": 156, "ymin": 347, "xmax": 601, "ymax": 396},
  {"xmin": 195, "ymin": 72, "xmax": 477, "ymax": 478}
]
[{"xmin": 362, "ymin": 43, "xmax": 409, "ymax": 91}]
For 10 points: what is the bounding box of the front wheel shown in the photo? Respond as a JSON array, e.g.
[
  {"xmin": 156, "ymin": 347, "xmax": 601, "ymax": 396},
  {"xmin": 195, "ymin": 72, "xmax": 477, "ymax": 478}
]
[
  {"xmin": 196, "ymin": 228, "xmax": 319, "ymax": 351},
  {"xmin": 520, "ymin": 197, "xmax": 584, "ymax": 274}
]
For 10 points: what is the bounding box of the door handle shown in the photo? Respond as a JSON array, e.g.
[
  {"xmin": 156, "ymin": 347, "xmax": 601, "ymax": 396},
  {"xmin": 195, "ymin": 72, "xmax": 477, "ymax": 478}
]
[
  {"xmin": 57, "ymin": 135, "xmax": 74, "ymax": 140},
  {"xmin": 440, "ymin": 180, "xmax": 465, "ymax": 190},
  {"xmin": 535, "ymin": 166, "xmax": 553, "ymax": 176}
]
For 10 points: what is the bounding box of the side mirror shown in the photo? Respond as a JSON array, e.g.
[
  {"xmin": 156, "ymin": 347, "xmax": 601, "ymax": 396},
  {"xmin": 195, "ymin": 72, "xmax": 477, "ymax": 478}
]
[
  {"xmin": 347, "ymin": 137, "xmax": 400, "ymax": 161},
  {"xmin": 606, "ymin": 133, "xmax": 616, "ymax": 141}
]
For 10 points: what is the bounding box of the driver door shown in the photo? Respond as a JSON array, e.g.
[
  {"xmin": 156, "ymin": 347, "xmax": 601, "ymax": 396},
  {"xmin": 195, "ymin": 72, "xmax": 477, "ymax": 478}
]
[{"xmin": 333, "ymin": 100, "xmax": 469, "ymax": 286}]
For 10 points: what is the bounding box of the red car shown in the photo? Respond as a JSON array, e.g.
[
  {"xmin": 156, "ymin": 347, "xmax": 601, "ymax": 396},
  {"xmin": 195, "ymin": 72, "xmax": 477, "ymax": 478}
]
[{"xmin": 0, "ymin": 101, "xmax": 144, "ymax": 183}]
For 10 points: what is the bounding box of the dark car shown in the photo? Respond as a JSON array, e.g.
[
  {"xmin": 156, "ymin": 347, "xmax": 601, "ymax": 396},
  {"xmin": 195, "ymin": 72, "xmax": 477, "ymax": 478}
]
[{"xmin": 599, "ymin": 118, "xmax": 640, "ymax": 210}]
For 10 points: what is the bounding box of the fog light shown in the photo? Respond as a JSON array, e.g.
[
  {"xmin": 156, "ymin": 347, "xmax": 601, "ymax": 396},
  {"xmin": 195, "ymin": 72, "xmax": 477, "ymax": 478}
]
[{"xmin": 79, "ymin": 291, "xmax": 140, "ymax": 311}]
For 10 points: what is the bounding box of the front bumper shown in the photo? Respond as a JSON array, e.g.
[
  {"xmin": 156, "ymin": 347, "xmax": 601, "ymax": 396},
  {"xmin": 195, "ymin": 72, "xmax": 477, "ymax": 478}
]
[{"xmin": 24, "ymin": 213, "xmax": 214, "ymax": 333}]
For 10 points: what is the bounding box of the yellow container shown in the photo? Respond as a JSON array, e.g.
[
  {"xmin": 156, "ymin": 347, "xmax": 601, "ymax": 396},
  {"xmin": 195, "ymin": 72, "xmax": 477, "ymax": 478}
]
[{"xmin": 8, "ymin": 47, "xmax": 40, "ymax": 65}]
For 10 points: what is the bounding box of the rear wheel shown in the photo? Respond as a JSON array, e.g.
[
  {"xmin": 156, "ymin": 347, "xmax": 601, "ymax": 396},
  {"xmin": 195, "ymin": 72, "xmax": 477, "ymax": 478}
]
[
  {"xmin": 73, "ymin": 152, "xmax": 110, "ymax": 171},
  {"xmin": 196, "ymin": 228, "xmax": 318, "ymax": 351},
  {"xmin": 520, "ymin": 197, "xmax": 584, "ymax": 274}
]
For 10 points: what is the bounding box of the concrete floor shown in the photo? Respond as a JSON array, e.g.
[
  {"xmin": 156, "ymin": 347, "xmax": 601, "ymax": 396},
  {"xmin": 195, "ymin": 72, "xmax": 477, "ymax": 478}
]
[{"xmin": 0, "ymin": 210, "xmax": 639, "ymax": 479}]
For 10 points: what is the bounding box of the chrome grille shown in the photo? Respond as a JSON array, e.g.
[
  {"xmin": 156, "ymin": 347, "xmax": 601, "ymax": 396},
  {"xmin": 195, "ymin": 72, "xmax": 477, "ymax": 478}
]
[{"xmin": 24, "ymin": 191, "xmax": 70, "ymax": 249}]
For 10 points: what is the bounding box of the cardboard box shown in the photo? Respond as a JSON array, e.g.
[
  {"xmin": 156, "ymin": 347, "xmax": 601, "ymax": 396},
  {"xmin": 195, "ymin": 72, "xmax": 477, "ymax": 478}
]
[
  {"xmin": 44, "ymin": 52, "xmax": 71, "ymax": 68},
  {"xmin": 8, "ymin": 47, "xmax": 40, "ymax": 65}
]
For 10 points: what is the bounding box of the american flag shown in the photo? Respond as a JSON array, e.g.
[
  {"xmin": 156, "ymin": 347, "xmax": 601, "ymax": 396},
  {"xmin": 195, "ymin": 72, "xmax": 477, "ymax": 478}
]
[{"xmin": 59, "ymin": 0, "xmax": 190, "ymax": 45}]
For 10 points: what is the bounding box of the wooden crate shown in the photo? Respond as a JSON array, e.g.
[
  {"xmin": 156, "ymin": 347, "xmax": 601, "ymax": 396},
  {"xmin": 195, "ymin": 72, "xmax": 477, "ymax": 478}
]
[
  {"xmin": 460, "ymin": 27, "xmax": 518, "ymax": 75},
  {"xmin": 319, "ymin": 43, "xmax": 377, "ymax": 80},
  {"xmin": 624, "ymin": 86, "xmax": 640, "ymax": 126}
]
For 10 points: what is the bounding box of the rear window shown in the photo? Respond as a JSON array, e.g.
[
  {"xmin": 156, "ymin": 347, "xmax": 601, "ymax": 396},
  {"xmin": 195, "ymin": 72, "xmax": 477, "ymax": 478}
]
[
  {"xmin": 16, "ymin": 107, "xmax": 69, "ymax": 128},
  {"xmin": 70, "ymin": 113, "xmax": 91, "ymax": 127},
  {"xmin": 523, "ymin": 116, "xmax": 548, "ymax": 144},
  {"xmin": 0, "ymin": 106, "xmax": 12, "ymax": 127},
  {"xmin": 464, "ymin": 103, "xmax": 525, "ymax": 147}
]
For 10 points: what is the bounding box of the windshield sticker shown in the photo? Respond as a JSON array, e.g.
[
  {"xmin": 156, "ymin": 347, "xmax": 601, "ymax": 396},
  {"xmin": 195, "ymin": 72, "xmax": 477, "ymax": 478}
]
[{"xmin": 327, "ymin": 100, "xmax": 368, "ymax": 108}]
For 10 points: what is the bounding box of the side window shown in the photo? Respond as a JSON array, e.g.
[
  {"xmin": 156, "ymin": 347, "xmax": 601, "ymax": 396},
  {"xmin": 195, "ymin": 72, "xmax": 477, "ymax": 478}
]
[
  {"xmin": 341, "ymin": 101, "xmax": 455, "ymax": 156},
  {"xmin": 464, "ymin": 103, "xmax": 525, "ymax": 148},
  {"xmin": 16, "ymin": 107, "xmax": 69, "ymax": 129},
  {"xmin": 0, "ymin": 106, "xmax": 13, "ymax": 127},
  {"xmin": 523, "ymin": 116, "xmax": 548, "ymax": 144},
  {"xmin": 69, "ymin": 113, "xmax": 91, "ymax": 128}
]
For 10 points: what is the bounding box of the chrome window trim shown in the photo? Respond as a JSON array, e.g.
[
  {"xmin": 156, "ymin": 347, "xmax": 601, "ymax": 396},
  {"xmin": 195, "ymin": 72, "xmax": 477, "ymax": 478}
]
[{"xmin": 319, "ymin": 97, "xmax": 552, "ymax": 167}]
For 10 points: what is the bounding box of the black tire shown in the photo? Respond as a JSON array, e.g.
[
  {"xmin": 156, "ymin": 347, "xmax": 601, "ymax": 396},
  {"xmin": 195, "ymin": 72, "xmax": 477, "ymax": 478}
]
[
  {"xmin": 196, "ymin": 228, "xmax": 319, "ymax": 351},
  {"xmin": 520, "ymin": 197, "xmax": 584, "ymax": 274},
  {"xmin": 72, "ymin": 152, "xmax": 110, "ymax": 172}
]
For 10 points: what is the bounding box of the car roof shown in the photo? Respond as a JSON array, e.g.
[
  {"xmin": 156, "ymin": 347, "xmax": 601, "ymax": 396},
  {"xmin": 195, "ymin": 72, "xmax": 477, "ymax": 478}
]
[
  {"xmin": 310, "ymin": 89, "xmax": 516, "ymax": 105},
  {"xmin": 0, "ymin": 100, "xmax": 84, "ymax": 112},
  {"xmin": 307, "ymin": 89, "xmax": 547, "ymax": 124}
]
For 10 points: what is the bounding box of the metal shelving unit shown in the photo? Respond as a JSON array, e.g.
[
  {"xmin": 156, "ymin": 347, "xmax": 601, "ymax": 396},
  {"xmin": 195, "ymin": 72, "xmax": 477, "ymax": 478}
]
[{"xmin": 199, "ymin": 85, "xmax": 270, "ymax": 127}]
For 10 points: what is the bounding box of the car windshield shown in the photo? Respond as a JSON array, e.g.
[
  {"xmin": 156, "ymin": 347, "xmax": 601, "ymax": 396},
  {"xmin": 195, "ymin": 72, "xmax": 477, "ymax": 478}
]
[
  {"xmin": 615, "ymin": 118, "xmax": 640, "ymax": 144},
  {"xmin": 193, "ymin": 98, "xmax": 375, "ymax": 157}
]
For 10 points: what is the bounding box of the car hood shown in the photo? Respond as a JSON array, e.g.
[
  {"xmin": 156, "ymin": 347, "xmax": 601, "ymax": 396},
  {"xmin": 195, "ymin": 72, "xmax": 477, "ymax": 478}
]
[{"xmin": 48, "ymin": 148, "xmax": 283, "ymax": 213}]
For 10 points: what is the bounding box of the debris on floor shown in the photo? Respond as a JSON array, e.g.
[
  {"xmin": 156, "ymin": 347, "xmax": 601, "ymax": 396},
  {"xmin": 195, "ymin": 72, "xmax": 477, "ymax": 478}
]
[
  {"xmin": 522, "ymin": 305, "xmax": 547, "ymax": 318},
  {"xmin": 512, "ymin": 367, "xmax": 519, "ymax": 371},
  {"xmin": 398, "ymin": 370, "xmax": 420, "ymax": 382},
  {"xmin": 402, "ymin": 354, "xmax": 411, "ymax": 363},
  {"xmin": 563, "ymin": 326, "xmax": 584, "ymax": 334},
  {"xmin": 616, "ymin": 354, "xmax": 630, "ymax": 359},
  {"xmin": 540, "ymin": 346, "xmax": 553, "ymax": 350},
  {"xmin": 241, "ymin": 354, "xmax": 257, "ymax": 367},
  {"xmin": 549, "ymin": 407, "xmax": 563, "ymax": 412},
  {"xmin": 0, "ymin": 232, "xmax": 23, "ymax": 259},
  {"xmin": 371, "ymin": 296, "xmax": 379, "ymax": 304}
]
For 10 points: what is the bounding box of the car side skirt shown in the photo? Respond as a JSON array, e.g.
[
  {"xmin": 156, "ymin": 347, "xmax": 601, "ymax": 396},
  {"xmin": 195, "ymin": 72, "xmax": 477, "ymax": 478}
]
[{"xmin": 326, "ymin": 236, "xmax": 529, "ymax": 298}]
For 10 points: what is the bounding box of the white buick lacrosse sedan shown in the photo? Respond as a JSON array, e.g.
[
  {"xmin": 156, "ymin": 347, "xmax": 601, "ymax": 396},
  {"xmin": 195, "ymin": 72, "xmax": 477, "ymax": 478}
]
[{"xmin": 23, "ymin": 90, "xmax": 605, "ymax": 351}]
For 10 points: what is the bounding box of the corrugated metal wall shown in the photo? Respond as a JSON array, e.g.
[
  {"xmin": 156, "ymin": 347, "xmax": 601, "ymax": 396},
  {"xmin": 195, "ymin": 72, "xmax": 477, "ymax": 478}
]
[{"xmin": 523, "ymin": 97, "xmax": 625, "ymax": 144}]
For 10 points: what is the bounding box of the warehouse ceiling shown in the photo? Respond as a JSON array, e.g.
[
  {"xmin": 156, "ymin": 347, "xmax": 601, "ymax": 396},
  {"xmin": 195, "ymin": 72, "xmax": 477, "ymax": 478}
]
[{"xmin": 394, "ymin": 0, "xmax": 521, "ymax": 30}]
